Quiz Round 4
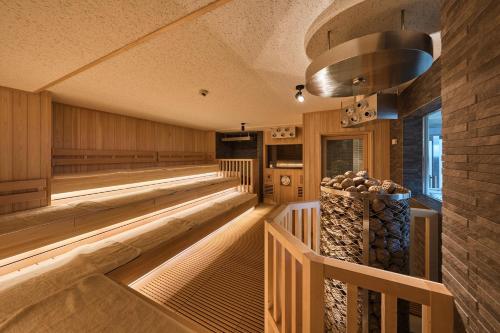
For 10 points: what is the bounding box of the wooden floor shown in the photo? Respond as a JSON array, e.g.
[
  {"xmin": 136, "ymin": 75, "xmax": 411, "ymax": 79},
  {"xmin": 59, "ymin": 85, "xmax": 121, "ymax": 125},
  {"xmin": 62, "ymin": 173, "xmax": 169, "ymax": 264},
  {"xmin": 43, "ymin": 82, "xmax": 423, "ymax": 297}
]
[{"xmin": 133, "ymin": 205, "xmax": 273, "ymax": 333}]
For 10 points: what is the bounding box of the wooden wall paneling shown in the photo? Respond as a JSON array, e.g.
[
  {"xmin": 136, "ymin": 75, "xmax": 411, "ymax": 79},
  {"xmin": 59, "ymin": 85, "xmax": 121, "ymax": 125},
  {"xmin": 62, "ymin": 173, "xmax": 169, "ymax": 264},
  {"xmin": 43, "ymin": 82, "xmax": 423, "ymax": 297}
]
[
  {"xmin": 303, "ymin": 110, "xmax": 390, "ymax": 200},
  {"xmin": 206, "ymin": 131, "xmax": 216, "ymax": 160},
  {"xmin": 0, "ymin": 87, "xmax": 13, "ymax": 214},
  {"xmin": 40, "ymin": 91, "xmax": 52, "ymax": 206},
  {"xmin": 0, "ymin": 86, "xmax": 52, "ymax": 214},
  {"xmin": 12, "ymin": 90, "xmax": 28, "ymax": 211},
  {"xmin": 27, "ymin": 93, "xmax": 41, "ymax": 209},
  {"xmin": 51, "ymin": 103, "xmax": 216, "ymax": 174}
]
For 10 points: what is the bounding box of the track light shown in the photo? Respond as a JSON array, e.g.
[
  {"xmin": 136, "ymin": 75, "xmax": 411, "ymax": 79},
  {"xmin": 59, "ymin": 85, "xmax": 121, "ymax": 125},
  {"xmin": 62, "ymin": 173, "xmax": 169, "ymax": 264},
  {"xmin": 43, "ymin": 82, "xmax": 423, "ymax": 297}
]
[{"xmin": 295, "ymin": 84, "xmax": 305, "ymax": 103}]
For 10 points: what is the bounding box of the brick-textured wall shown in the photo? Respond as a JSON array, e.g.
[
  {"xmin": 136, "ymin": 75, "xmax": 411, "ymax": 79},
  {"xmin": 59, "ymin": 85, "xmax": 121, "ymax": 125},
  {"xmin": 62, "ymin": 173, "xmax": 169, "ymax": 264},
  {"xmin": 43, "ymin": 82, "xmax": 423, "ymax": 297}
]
[
  {"xmin": 441, "ymin": 1, "xmax": 500, "ymax": 332},
  {"xmin": 391, "ymin": 60, "xmax": 441, "ymax": 185}
]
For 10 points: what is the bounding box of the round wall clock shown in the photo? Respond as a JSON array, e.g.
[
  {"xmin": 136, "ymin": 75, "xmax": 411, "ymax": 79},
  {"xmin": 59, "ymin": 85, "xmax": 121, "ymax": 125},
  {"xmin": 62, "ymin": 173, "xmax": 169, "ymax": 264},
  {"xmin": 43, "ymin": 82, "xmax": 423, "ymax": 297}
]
[{"xmin": 280, "ymin": 175, "xmax": 291, "ymax": 186}]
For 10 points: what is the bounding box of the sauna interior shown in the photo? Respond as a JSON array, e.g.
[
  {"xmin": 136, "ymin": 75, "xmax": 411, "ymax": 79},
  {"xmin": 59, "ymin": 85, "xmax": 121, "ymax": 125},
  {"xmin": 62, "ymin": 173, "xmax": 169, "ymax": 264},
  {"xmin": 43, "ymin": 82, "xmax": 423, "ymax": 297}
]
[{"xmin": 0, "ymin": 1, "xmax": 498, "ymax": 332}]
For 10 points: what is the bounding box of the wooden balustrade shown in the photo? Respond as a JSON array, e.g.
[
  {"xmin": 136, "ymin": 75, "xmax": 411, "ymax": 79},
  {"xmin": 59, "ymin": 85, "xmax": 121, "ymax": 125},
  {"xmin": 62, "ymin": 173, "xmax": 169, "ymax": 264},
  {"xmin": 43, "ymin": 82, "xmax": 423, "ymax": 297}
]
[
  {"xmin": 265, "ymin": 202, "xmax": 453, "ymax": 333},
  {"xmin": 217, "ymin": 159, "xmax": 258, "ymax": 193}
]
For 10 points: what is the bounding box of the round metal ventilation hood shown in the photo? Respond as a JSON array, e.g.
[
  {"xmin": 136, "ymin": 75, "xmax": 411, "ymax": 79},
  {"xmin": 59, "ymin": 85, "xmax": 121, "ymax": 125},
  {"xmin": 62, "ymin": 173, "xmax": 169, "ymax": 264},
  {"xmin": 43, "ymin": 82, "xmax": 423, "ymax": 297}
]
[{"xmin": 305, "ymin": 30, "xmax": 433, "ymax": 97}]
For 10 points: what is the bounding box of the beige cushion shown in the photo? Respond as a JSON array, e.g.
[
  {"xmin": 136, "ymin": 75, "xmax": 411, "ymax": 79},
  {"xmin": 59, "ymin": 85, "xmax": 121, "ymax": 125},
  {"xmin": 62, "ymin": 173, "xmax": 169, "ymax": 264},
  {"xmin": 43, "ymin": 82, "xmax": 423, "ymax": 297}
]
[{"xmin": 0, "ymin": 274, "xmax": 195, "ymax": 333}]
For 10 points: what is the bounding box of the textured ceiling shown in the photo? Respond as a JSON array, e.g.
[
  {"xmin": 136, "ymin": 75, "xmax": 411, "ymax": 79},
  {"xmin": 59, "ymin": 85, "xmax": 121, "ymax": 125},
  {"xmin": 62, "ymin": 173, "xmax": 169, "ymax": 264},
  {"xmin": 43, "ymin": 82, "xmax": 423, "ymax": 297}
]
[{"xmin": 0, "ymin": 0, "xmax": 441, "ymax": 130}]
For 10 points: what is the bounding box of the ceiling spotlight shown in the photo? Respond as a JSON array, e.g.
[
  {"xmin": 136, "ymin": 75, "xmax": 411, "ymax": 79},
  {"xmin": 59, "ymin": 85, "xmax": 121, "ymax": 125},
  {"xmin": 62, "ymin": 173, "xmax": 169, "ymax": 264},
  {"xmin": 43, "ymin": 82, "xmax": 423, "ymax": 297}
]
[{"xmin": 295, "ymin": 84, "xmax": 305, "ymax": 103}]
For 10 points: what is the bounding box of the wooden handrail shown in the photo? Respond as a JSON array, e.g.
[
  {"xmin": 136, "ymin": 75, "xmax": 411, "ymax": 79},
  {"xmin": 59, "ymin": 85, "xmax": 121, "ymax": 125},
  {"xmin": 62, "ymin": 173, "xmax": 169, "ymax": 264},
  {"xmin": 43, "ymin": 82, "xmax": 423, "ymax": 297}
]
[
  {"xmin": 265, "ymin": 202, "xmax": 453, "ymax": 333},
  {"xmin": 217, "ymin": 159, "xmax": 258, "ymax": 194}
]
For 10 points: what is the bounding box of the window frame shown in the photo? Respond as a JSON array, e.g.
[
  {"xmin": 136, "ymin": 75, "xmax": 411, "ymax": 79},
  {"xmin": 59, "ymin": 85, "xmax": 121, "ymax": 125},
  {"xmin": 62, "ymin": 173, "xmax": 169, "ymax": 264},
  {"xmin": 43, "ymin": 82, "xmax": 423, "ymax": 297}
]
[{"xmin": 422, "ymin": 109, "xmax": 443, "ymax": 202}]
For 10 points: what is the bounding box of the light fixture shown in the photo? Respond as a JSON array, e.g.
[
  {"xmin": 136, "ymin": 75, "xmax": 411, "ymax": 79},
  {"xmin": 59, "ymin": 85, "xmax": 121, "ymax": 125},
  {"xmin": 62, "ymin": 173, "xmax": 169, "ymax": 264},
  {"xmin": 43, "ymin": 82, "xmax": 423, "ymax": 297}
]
[{"xmin": 295, "ymin": 84, "xmax": 305, "ymax": 103}]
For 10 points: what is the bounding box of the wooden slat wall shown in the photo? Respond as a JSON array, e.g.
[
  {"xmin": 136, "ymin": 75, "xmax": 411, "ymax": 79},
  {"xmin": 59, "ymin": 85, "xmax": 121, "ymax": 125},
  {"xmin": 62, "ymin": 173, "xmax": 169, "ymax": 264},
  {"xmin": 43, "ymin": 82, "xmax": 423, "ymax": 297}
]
[
  {"xmin": 0, "ymin": 86, "xmax": 52, "ymax": 214},
  {"xmin": 303, "ymin": 110, "xmax": 390, "ymax": 200},
  {"xmin": 52, "ymin": 103, "xmax": 215, "ymax": 174},
  {"xmin": 441, "ymin": 1, "xmax": 500, "ymax": 332}
]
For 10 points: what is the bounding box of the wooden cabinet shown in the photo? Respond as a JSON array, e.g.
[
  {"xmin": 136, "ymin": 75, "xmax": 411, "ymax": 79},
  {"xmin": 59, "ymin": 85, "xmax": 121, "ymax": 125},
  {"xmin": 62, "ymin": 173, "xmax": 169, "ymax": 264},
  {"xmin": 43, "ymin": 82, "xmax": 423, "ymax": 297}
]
[{"xmin": 263, "ymin": 127, "xmax": 304, "ymax": 204}]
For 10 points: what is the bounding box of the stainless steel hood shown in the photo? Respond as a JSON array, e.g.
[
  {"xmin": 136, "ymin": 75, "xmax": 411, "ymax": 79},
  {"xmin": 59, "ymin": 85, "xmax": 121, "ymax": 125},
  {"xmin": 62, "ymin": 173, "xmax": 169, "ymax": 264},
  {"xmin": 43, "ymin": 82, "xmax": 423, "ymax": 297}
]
[{"xmin": 305, "ymin": 30, "xmax": 433, "ymax": 97}]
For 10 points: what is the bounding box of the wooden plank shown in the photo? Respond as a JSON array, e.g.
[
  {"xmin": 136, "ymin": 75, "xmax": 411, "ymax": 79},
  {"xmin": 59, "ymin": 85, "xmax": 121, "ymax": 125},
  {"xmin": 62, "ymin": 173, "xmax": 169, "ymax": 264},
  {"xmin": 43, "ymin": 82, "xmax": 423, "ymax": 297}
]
[
  {"xmin": 319, "ymin": 254, "xmax": 451, "ymax": 305},
  {"xmin": 0, "ymin": 87, "xmax": 13, "ymax": 211},
  {"xmin": 0, "ymin": 190, "xmax": 47, "ymax": 205},
  {"xmin": 422, "ymin": 291, "xmax": 454, "ymax": 333},
  {"xmin": 0, "ymin": 179, "xmax": 46, "ymax": 192},
  {"xmin": 291, "ymin": 258, "xmax": 297, "ymax": 333},
  {"xmin": 264, "ymin": 224, "xmax": 274, "ymax": 333},
  {"xmin": 273, "ymin": 238, "xmax": 281, "ymax": 324},
  {"xmin": 381, "ymin": 293, "xmax": 397, "ymax": 333},
  {"xmin": 27, "ymin": 93, "xmax": 42, "ymax": 208},
  {"xmin": 11, "ymin": 90, "xmax": 28, "ymax": 211},
  {"xmin": 40, "ymin": 91, "xmax": 52, "ymax": 205},
  {"xmin": 302, "ymin": 253, "xmax": 324, "ymax": 332},
  {"xmin": 346, "ymin": 283, "xmax": 359, "ymax": 333},
  {"xmin": 107, "ymin": 194, "xmax": 257, "ymax": 284}
]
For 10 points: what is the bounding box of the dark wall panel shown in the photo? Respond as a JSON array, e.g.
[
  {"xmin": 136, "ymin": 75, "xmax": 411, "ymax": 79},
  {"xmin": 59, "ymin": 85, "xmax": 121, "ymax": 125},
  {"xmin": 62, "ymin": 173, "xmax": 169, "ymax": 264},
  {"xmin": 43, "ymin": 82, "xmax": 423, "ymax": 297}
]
[{"xmin": 441, "ymin": 1, "xmax": 500, "ymax": 332}]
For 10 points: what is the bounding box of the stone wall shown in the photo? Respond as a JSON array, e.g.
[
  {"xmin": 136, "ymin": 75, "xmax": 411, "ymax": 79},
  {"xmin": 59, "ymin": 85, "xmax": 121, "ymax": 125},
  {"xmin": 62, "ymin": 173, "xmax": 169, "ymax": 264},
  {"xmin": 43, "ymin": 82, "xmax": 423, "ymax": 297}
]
[{"xmin": 441, "ymin": 1, "xmax": 500, "ymax": 332}]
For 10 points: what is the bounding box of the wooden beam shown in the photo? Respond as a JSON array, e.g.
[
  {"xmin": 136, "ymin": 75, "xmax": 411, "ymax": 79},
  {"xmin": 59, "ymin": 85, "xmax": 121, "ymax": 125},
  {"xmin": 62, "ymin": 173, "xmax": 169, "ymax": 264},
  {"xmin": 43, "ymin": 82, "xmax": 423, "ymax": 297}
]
[{"xmin": 34, "ymin": 0, "xmax": 232, "ymax": 92}]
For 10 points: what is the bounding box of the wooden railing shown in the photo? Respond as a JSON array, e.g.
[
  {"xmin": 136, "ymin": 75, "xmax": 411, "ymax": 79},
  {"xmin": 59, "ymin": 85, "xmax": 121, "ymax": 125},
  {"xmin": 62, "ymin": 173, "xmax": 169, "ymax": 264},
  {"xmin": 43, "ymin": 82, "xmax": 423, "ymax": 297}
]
[
  {"xmin": 217, "ymin": 159, "xmax": 258, "ymax": 193},
  {"xmin": 265, "ymin": 202, "xmax": 453, "ymax": 333}
]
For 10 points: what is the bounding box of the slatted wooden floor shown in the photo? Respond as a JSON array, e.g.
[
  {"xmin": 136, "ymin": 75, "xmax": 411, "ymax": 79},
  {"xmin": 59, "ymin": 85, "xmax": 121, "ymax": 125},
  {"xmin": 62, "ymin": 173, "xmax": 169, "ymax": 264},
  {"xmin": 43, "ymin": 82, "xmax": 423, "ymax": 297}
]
[{"xmin": 134, "ymin": 205, "xmax": 273, "ymax": 333}]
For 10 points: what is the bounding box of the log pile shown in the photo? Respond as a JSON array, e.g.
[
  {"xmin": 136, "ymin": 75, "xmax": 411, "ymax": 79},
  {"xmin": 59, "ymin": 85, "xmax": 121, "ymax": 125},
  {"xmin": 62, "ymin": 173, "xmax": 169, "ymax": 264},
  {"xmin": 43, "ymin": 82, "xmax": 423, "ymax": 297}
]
[{"xmin": 320, "ymin": 170, "xmax": 411, "ymax": 332}]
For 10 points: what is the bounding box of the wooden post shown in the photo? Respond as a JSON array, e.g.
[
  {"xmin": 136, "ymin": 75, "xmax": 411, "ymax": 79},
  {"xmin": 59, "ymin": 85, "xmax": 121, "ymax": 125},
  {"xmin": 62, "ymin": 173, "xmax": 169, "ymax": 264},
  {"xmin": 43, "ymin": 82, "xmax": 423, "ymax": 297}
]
[
  {"xmin": 422, "ymin": 291, "xmax": 454, "ymax": 333},
  {"xmin": 346, "ymin": 283, "xmax": 359, "ymax": 333},
  {"xmin": 302, "ymin": 254, "xmax": 323, "ymax": 332},
  {"xmin": 264, "ymin": 223, "xmax": 274, "ymax": 333},
  {"xmin": 381, "ymin": 293, "xmax": 397, "ymax": 333}
]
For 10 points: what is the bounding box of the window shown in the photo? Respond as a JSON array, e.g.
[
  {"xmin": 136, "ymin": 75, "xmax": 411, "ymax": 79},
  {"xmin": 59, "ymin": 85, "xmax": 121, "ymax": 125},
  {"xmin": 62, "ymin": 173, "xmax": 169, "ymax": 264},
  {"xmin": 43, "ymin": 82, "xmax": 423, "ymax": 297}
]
[
  {"xmin": 423, "ymin": 110, "xmax": 443, "ymax": 201},
  {"xmin": 322, "ymin": 136, "xmax": 366, "ymax": 177}
]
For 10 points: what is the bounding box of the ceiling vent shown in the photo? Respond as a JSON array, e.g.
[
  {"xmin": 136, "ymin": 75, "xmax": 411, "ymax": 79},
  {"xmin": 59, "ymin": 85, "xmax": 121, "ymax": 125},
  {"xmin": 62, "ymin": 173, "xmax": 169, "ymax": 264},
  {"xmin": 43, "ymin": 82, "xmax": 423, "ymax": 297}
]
[
  {"xmin": 271, "ymin": 126, "xmax": 296, "ymax": 139},
  {"xmin": 341, "ymin": 94, "xmax": 397, "ymax": 128}
]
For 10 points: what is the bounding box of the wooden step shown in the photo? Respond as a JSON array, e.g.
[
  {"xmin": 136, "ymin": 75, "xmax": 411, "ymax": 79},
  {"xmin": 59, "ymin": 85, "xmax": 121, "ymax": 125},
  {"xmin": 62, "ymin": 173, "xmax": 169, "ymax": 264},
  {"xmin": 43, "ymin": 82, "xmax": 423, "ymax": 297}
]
[
  {"xmin": 0, "ymin": 176, "xmax": 238, "ymax": 260},
  {"xmin": 52, "ymin": 164, "xmax": 219, "ymax": 195},
  {"xmin": 107, "ymin": 192, "xmax": 258, "ymax": 284}
]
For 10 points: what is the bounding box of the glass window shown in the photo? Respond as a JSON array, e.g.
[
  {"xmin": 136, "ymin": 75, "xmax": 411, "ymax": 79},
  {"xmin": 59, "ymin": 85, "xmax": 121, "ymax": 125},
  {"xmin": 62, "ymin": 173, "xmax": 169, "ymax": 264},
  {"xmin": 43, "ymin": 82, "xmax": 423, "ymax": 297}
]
[
  {"xmin": 322, "ymin": 137, "xmax": 365, "ymax": 177},
  {"xmin": 423, "ymin": 110, "xmax": 443, "ymax": 201}
]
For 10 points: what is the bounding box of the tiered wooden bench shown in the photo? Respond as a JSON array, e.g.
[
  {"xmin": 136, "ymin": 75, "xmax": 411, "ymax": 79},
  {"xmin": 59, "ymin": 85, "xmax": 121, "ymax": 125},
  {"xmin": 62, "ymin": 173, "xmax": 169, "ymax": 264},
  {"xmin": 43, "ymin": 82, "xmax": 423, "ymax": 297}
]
[
  {"xmin": 0, "ymin": 191, "xmax": 257, "ymax": 333},
  {"xmin": 0, "ymin": 175, "xmax": 238, "ymax": 261},
  {"xmin": 52, "ymin": 164, "xmax": 219, "ymax": 195}
]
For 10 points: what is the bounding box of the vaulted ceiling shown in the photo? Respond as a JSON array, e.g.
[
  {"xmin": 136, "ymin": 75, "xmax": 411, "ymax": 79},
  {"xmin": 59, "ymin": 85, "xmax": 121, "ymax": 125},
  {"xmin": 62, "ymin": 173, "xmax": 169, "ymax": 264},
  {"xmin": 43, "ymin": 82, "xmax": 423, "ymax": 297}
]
[{"xmin": 0, "ymin": 0, "xmax": 440, "ymax": 130}]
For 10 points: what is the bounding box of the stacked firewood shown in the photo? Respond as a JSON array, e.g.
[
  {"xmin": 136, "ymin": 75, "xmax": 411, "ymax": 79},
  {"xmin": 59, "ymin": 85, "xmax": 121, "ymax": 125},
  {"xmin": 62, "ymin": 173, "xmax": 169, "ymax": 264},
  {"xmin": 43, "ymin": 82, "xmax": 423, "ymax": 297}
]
[{"xmin": 320, "ymin": 171, "xmax": 411, "ymax": 332}]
